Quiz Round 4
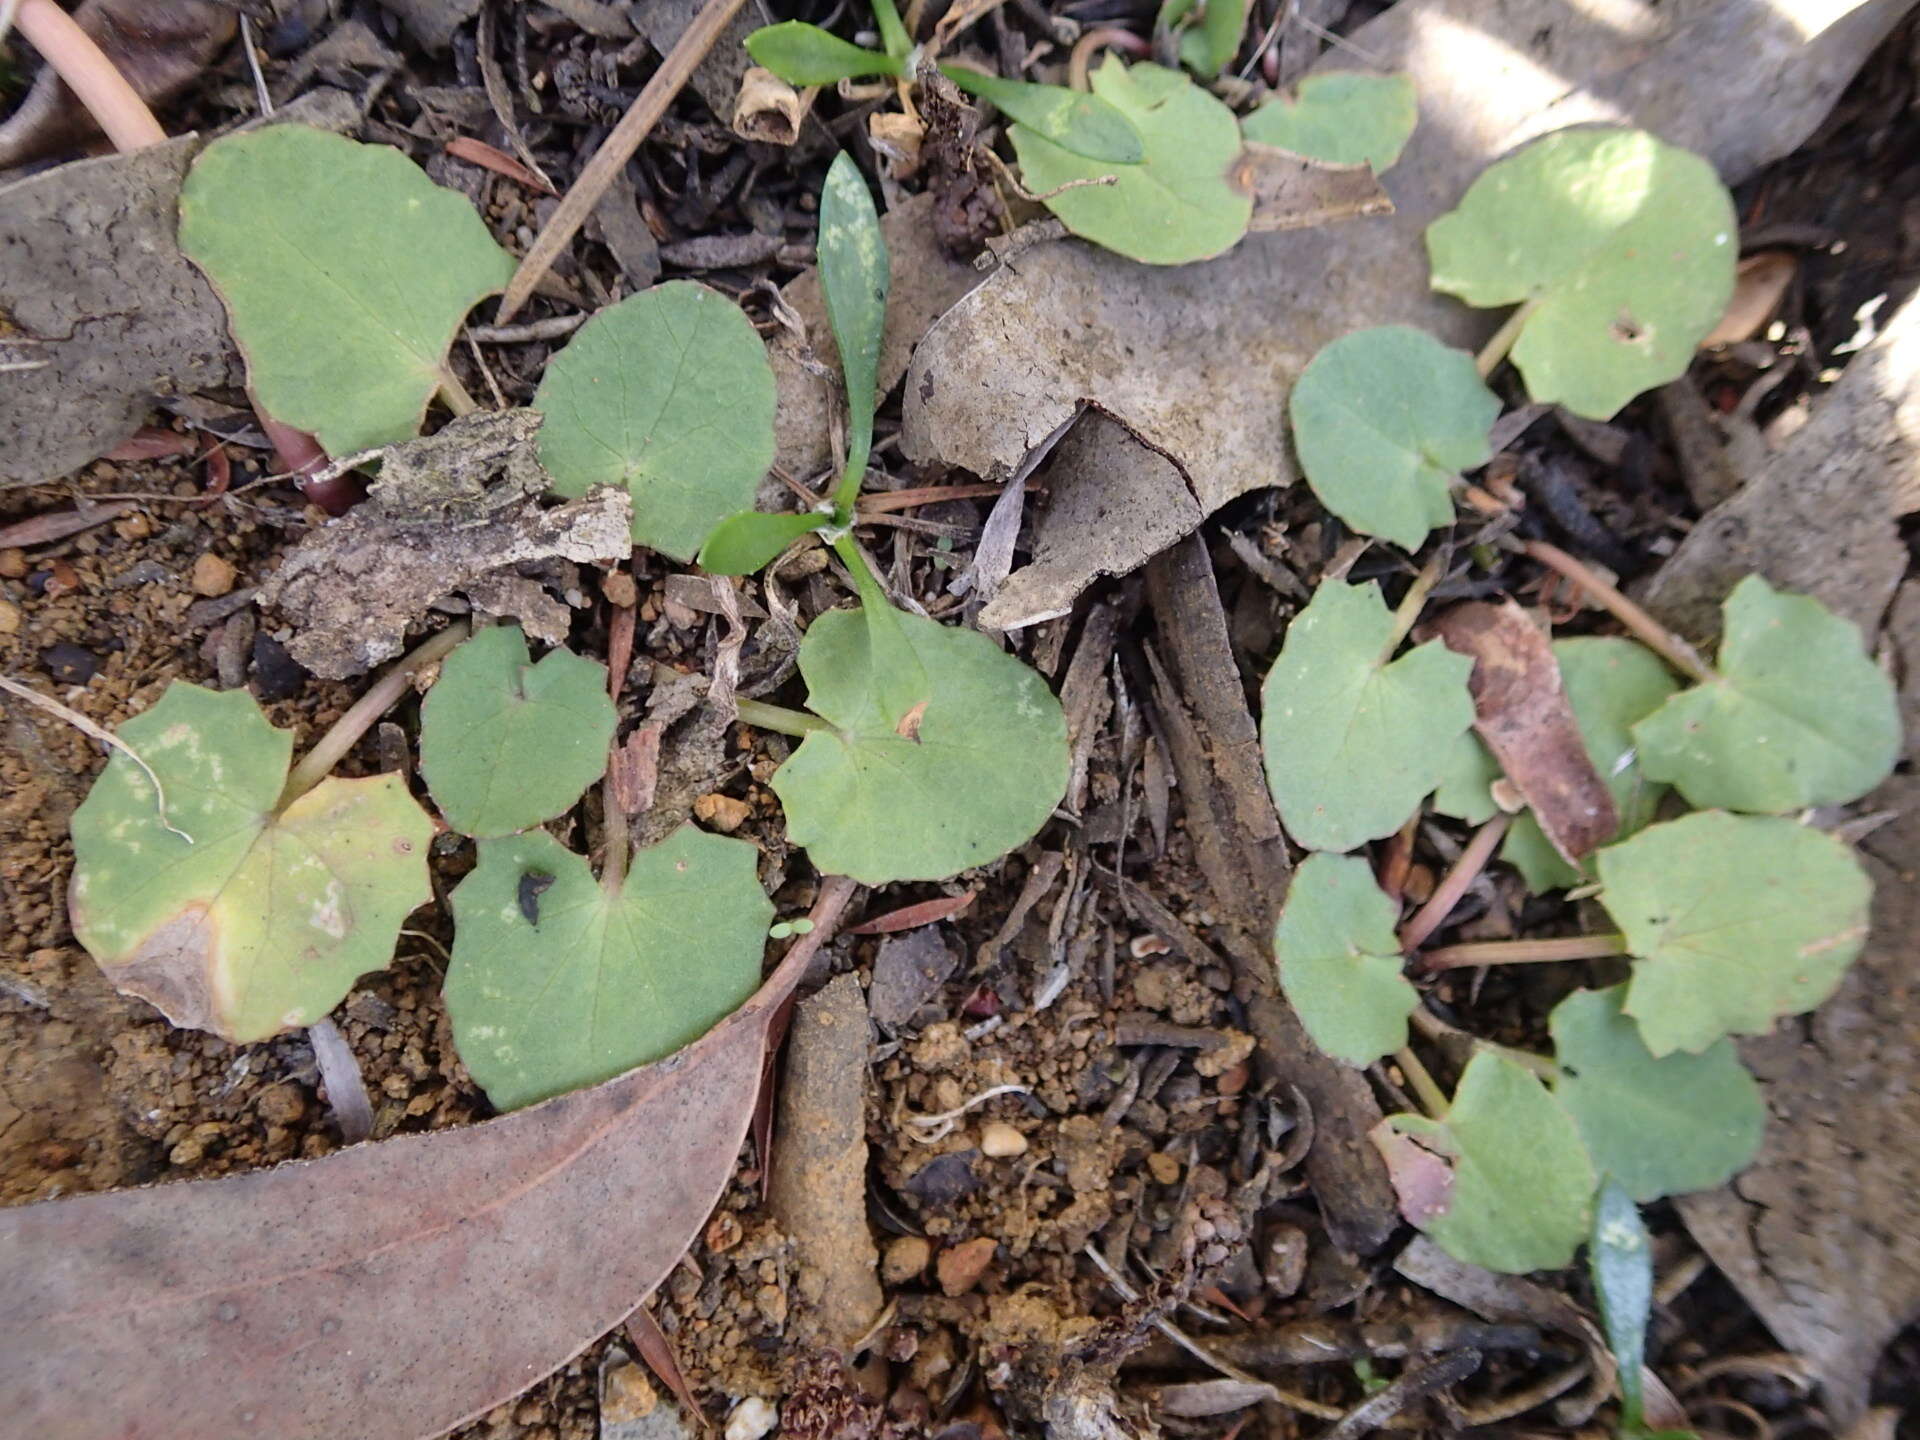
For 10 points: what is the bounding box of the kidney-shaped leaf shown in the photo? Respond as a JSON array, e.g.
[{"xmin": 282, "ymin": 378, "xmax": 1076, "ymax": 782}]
[
  {"xmin": 535, "ymin": 282, "xmax": 776, "ymax": 560},
  {"xmin": 69, "ymin": 684, "xmax": 431, "ymax": 1042},
  {"xmin": 1372, "ymin": 1051, "xmax": 1596, "ymax": 1273},
  {"xmin": 446, "ymin": 826, "xmax": 772, "ymax": 1111},
  {"xmin": 419, "ymin": 625, "xmax": 615, "ymax": 839},
  {"xmin": 1274, "ymin": 852, "xmax": 1417, "ymax": 1066},
  {"xmin": 1242, "ymin": 71, "xmax": 1418, "ymax": 173},
  {"xmin": 1632, "ymin": 576, "xmax": 1900, "ymax": 814},
  {"xmin": 770, "ymin": 606, "xmax": 1069, "ymax": 884},
  {"xmin": 1550, "ymin": 985, "xmax": 1764, "ymax": 1202},
  {"xmin": 1261, "ymin": 580, "xmax": 1475, "ymax": 852},
  {"xmin": 1011, "ymin": 58, "xmax": 1251, "ymax": 266},
  {"xmin": 178, "ymin": 125, "xmax": 516, "ymax": 456},
  {"xmin": 941, "ymin": 64, "xmax": 1143, "ymax": 164},
  {"xmin": 1289, "ymin": 326, "xmax": 1498, "ymax": 549},
  {"xmin": 1427, "ymin": 128, "xmax": 1736, "ymax": 419},
  {"xmin": 1598, "ymin": 811, "xmax": 1873, "ymax": 1056}
]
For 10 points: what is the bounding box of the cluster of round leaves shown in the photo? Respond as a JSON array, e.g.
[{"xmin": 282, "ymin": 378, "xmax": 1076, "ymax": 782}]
[{"xmin": 1260, "ymin": 574, "xmax": 1897, "ymax": 1272}]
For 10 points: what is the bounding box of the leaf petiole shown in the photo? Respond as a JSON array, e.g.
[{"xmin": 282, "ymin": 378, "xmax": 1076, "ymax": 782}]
[
  {"xmin": 1380, "ymin": 549, "xmax": 1447, "ymax": 661},
  {"xmin": 1394, "ymin": 1045, "xmax": 1451, "ymax": 1119},
  {"xmin": 1521, "ymin": 540, "xmax": 1715, "ymax": 684},
  {"xmin": 436, "ymin": 367, "xmax": 480, "ymax": 418},
  {"xmin": 733, "ymin": 698, "xmax": 833, "ymax": 739},
  {"xmin": 1417, "ymin": 933, "xmax": 1629, "ymax": 972},
  {"xmin": 1473, "ymin": 298, "xmax": 1539, "ymax": 379}
]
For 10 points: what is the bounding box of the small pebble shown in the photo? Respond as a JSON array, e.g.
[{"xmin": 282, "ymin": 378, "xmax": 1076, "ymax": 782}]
[
  {"xmin": 936, "ymin": 1236, "xmax": 998, "ymax": 1296},
  {"xmin": 725, "ymin": 1396, "xmax": 777, "ymax": 1440},
  {"xmin": 1147, "ymin": 1152, "xmax": 1182, "ymax": 1185},
  {"xmin": 0, "ymin": 548, "xmax": 25, "ymax": 578},
  {"xmin": 191, "ymin": 552, "xmax": 238, "ymax": 597},
  {"xmin": 881, "ymin": 1235, "xmax": 931, "ymax": 1285},
  {"xmin": 0, "ymin": 599, "xmax": 18, "ymax": 636},
  {"xmin": 603, "ymin": 570, "xmax": 638, "ymax": 608},
  {"xmin": 979, "ymin": 1121, "xmax": 1027, "ymax": 1158},
  {"xmin": 42, "ymin": 642, "xmax": 99, "ymax": 685},
  {"xmin": 693, "ymin": 793, "xmax": 752, "ymax": 833},
  {"xmin": 600, "ymin": 1360, "xmax": 657, "ymax": 1423}
]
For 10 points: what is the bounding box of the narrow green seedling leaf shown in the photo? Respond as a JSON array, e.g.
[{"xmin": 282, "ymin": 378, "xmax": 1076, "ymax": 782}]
[
  {"xmin": 69, "ymin": 684, "xmax": 432, "ymax": 1043},
  {"xmin": 1589, "ymin": 1181, "xmax": 1655, "ymax": 1435},
  {"xmin": 698, "ymin": 510, "xmax": 829, "ymax": 575},
  {"xmin": 939, "ymin": 64, "xmax": 1144, "ymax": 164},
  {"xmin": 1242, "ymin": 71, "xmax": 1418, "ymax": 172},
  {"xmin": 1372, "ymin": 1051, "xmax": 1596, "ymax": 1273},
  {"xmin": 1260, "ymin": 580, "xmax": 1475, "ymax": 852},
  {"xmin": 1597, "ymin": 810, "xmax": 1873, "ymax": 1056},
  {"xmin": 869, "ymin": 0, "xmax": 913, "ymax": 63},
  {"xmin": 1427, "ymin": 128, "xmax": 1736, "ymax": 418},
  {"xmin": 819, "ymin": 153, "xmax": 890, "ymax": 517},
  {"xmin": 745, "ymin": 21, "xmax": 902, "ymax": 83},
  {"xmin": 534, "ymin": 282, "xmax": 776, "ymax": 561},
  {"xmin": 1503, "ymin": 638, "xmax": 1678, "ymax": 891},
  {"xmin": 1273, "ymin": 853, "xmax": 1418, "ymax": 1066},
  {"xmin": 178, "ymin": 125, "xmax": 516, "ymax": 456},
  {"xmin": 1632, "ymin": 575, "xmax": 1900, "ymax": 814},
  {"xmin": 446, "ymin": 826, "xmax": 772, "ymax": 1111},
  {"xmin": 1550, "ymin": 985, "xmax": 1764, "ymax": 1202},
  {"xmin": 418, "ymin": 625, "xmax": 616, "ymax": 839},
  {"xmin": 770, "ymin": 604, "xmax": 1069, "ymax": 884},
  {"xmin": 1011, "ymin": 59, "xmax": 1251, "ymax": 266},
  {"xmin": 1288, "ymin": 326, "xmax": 1499, "ymax": 549}
]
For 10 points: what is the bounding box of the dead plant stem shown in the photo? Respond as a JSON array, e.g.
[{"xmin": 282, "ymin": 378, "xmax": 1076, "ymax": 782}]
[
  {"xmin": 1521, "ymin": 540, "xmax": 1715, "ymax": 683},
  {"xmin": 1398, "ymin": 812, "xmax": 1510, "ymax": 953},
  {"xmin": 14, "ymin": 0, "xmax": 166, "ymax": 151},
  {"xmin": 1417, "ymin": 933, "xmax": 1627, "ymax": 972},
  {"xmin": 0, "ymin": 676, "xmax": 192, "ymax": 841}
]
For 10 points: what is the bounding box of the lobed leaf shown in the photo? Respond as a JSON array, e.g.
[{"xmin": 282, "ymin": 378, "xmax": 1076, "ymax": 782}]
[
  {"xmin": 178, "ymin": 125, "xmax": 516, "ymax": 456},
  {"xmin": 1260, "ymin": 580, "xmax": 1475, "ymax": 852},
  {"xmin": 418, "ymin": 625, "xmax": 616, "ymax": 839},
  {"xmin": 1288, "ymin": 326, "xmax": 1498, "ymax": 549},
  {"xmin": 1372, "ymin": 1052, "xmax": 1596, "ymax": 1273},
  {"xmin": 940, "ymin": 65, "xmax": 1143, "ymax": 164},
  {"xmin": 745, "ymin": 22, "xmax": 901, "ymax": 84},
  {"xmin": 445, "ymin": 826, "xmax": 772, "ymax": 1111},
  {"xmin": 1597, "ymin": 811, "xmax": 1873, "ymax": 1056},
  {"xmin": 1010, "ymin": 59, "xmax": 1251, "ymax": 266},
  {"xmin": 1550, "ymin": 985, "xmax": 1764, "ymax": 1202},
  {"xmin": 69, "ymin": 684, "xmax": 432, "ymax": 1042},
  {"xmin": 534, "ymin": 282, "xmax": 776, "ymax": 561},
  {"xmin": 1427, "ymin": 128, "xmax": 1736, "ymax": 418},
  {"xmin": 1273, "ymin": 853, "xmax": 1417, "ymax": 1067},
  {"xmin": 1632, "ymin": 575, "xmax": 1900, "ymax": 813},
  {"xmin": 1242, "ymin": 71, "xmax": 1418, "ymax": 173}
]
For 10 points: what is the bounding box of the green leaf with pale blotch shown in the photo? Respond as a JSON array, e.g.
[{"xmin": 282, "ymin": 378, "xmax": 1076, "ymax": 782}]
[
  {"xmin": 1373, "ymin": 1052, "xmax": 1595, "ymax": 1273},
  {"xmin": 1503, "ymin": 638, "xmax": 1679, "ymax": 891},
  {"xmin": 1430, "ymin": 731, "xmax": 1501, "ymax": 825},
  {"xmin": 1590, "ymin": 1181, "xmax": 1654, "ymax": 1433},
  {"xmin": 69, "ymin": 684, "xmax": 431, "ymax": 1043},
  {"xmin": 771, "ymin": 606, "xmax": 1069, "ymax": 884},
  {"xmin": 820, "ymin": 152, "xmax": 889, "ymax": 502},
  {"xmin": 1597, "ymin": 811, "xmax": 1873, "ymax": 1056},
  {"xmin": 419, "ymin": 625, "xmax": 615, "ymax": 839},
  {"xmin": 1273, "ymin": 853, "xmax": 1417, "ymax": 1066},
  {"xmin": 1242, "ymin": 72, "xmax": 1417, "ymax": 172},
  {"xmin": 697, "ymin": 510, "xmax": 828, "ymax": 575},
  {"xmin": 1427, "ymin": 128, "xmax": 1736, "ymax": 418},
  {"xmin": 1551, "ymin": 985, "xmax": 1764, "ymax": 1202},
  {"xmin": 940, "ymin": 64, "xmax": 1143, "ymax": 163},
  {"xmin": 1288, "ymin": 326, "xmax": 1498, "ymax": 549},
  {"xmin": 1632, "ymin": 576, "xmax": 1900, "ymax": 814},
  {"xmin": 1011, "ymin": 59, "xmax": 1251, "ymax": 266},
  {"xmin": 445, "ymin": 826, "xmax": 771, "ymax": 1111},
  {"xmin": 1261, "ymin": 581, "xmax": 1475, "ymax": 852},
  {"xmin": 178, "ymin": 125, "xmax": 515, "ymax": 456},
  {"xmin": 746, "ymin": 21, "xmax": 901, "ymax": 83},
  {"xmin": 534, "ymin": 282, "xmax": 775, "ymax": 561}
]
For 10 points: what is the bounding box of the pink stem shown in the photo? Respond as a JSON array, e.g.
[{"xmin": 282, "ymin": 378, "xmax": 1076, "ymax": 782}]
[
  {"xmin": 15, "ymin": 0, "xmax": 167, "ymax": 151},
  {"xmin": 1398, "ymin": 813, "xmax": 1511, "ymax": 954}
]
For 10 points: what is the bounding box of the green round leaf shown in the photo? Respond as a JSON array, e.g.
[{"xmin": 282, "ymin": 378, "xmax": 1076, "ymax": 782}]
[
  {"xmin": 1430, "ymin": 731, "xmax": 1501, "ymax": 825},
  {"xmin": 535, "ymin": 282, "xmax": 776, "ymax": 561},
  {"xmin": 1426, "ymin": 128, "xmax": 1736, "ymax": 418},
  {"xmin": 445, "ymin": 825, "xmax": 772, "ymax": 1111},
  {"xmin": 745, "ymin": 21, "xmax": 900, "ymax": 84},
  {"xmin": 1632, "ymin": 575, "xmax": 1900, "ymax": 813},
  {"xmin": 1597, "ymin": 811, "xmax": 1873, "ymax": 1056},
  {"xmin": 69, "ymin": 684, "xmax": 432, "ymax": 1042},
  {"xmin": 1260, "ymin": 580, "xmax": 1475, "ymax": 852},
  {"xmin": 178, "ymin": 125, "xmax": 516, "ymax": 457},
  {"xmin": 1010, "ymin": 59, "xmax": 1251, "ymax": 266},
  {"xmin": 1550, "ymin": 985, "xmax": 1764, "ymax": 1202},
  {"xmin": 1373, "ymin": 1052, "xmax": 1596, "ymax": 1273},
  {"xmin": 1242, "ymin": 71, "xmax": 1418, "ymax": 173},
  {"xmin": 771, "ymin": 606, "xmax": 1069, "ymax": 884},
  {"xmin": 940, "ymin": 65, "xmax": 1143, "ymax": 164},
  {"xmin": 1273, "ymin": 853, "xmax": 1417, "ymax": 1067},
  {"xmin": 419, "ymin": 625, "xmax": 616, "ymax": 838},
  {"xmin": 1288, "ymin": 326, "xmax": 1498, "ymax": 549}
]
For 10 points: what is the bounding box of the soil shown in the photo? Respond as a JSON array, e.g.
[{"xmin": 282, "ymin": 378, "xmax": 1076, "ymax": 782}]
[{"xmin": 3, "ymin": 4, "xmax": 1919, "ymax": 1440}]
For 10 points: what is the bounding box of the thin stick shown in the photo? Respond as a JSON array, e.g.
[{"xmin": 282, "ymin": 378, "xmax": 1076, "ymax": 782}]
[
  {"xmin": 734, "ymin": 698, "xmax": 831, "ymax": 738},
  {"xmin": 496, "ymin": 0, "xmax": 751, "ymax": 322},
  {"xmin": 1522, "ymin": 540, "xmax": 1715, "ymax": 684},
  {"xmin": 1394, "ymin": 1046, "xmax": 1450, "ymax": 1119},
  {"xmin": 0, "ymin": 676, "xmax": 192, "ymax": 841},
  {"xmin": 13, "ymin": 0, "xmax": 166, "ymax": 151},
  {"xmin": 1418, "ymin": 933, "xmax": 1627, "ymax": 972},
  {"xmin": 238, "ymin": 11, "xmax": 273, "ymax": 117},
  {"xmin": 1474, "ymin": 300, "xmax": 1536, "ymax": 379},
  {"xmin": 279, "ymin": 623, "xmax": 469, "ymax": 807},
  {"xmin": 1398, "ymin": 812, "xmax": 1510, "ymax": 953},
  {"xmin": 1409, "ymin": 1005, "xmax": 1558, "ymax": 1081}
]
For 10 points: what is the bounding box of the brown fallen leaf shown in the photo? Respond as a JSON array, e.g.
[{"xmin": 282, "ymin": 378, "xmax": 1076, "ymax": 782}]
[
  {"xmin": 623, "ymin": 1306, "xmax": 706, "ymax": 1427},
  {"xmin": 0, "ymin": 877, "xmax": 858, "ymax": 1440},
  {"xmin": 1235, "ymin": 144, "xmax": 1393, "ymax": 233},
  {"xmin": 1428, "ymin": 601, "xmax": 1616, "ymax": 865},
  {"xmin": 1701, "ymin": 250, "xmax": 1798, "ymax": 348}
]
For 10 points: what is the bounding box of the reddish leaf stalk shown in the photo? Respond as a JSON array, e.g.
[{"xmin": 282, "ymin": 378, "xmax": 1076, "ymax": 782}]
[
  {"xmin": 1398, "ymin": 812, "xmax": 1511, "ymax": 954},
  {"xmin": 13, "ymin": 0, "xmax": 166, "ymax": 151}
]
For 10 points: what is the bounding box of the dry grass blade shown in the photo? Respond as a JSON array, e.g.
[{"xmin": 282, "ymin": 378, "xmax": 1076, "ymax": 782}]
[{"xmin": 624, "ymin": 1303, "xmax": 708, "ymax": 1426}]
